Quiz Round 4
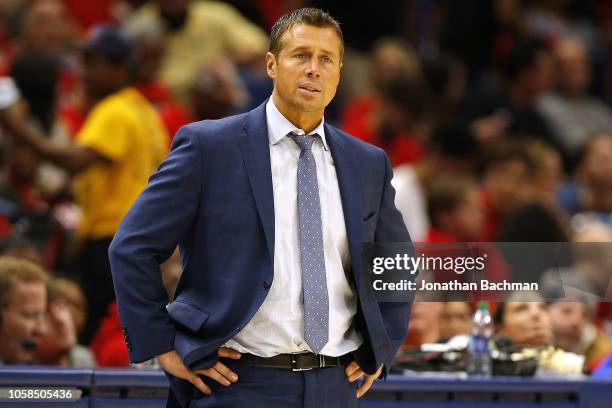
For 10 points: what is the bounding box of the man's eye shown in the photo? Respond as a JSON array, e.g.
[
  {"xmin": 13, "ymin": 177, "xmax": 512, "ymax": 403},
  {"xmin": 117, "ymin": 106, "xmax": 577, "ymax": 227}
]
[
  {"xmin": 295, "ymin": 53, "xmax": 306, "ymax": 59},
  {"xmin": 322, "ymin": 56, "xmax": 332, "ymax": 63}
]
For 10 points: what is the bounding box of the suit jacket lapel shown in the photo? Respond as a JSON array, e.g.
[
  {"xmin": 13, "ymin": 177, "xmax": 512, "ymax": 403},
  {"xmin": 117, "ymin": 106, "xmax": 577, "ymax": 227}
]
[
  {"xmin": 325, "ymin": 124, "xmax": 363, "ymax": 289},
  {"xmin": 239, "ymin": 102, "xmax": 275, "ymax": 261}
]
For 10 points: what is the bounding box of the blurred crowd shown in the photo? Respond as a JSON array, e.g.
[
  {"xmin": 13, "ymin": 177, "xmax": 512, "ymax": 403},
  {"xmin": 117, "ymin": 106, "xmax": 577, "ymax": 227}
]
[{"xmin": 0, "ymin": 0, "xmax": 610, "ymax": 373}]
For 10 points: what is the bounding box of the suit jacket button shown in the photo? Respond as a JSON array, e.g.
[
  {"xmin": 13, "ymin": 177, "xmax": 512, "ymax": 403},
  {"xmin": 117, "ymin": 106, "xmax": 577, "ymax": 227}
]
[{"xmin": 262, "ymin": 281, "xmax": 271, "ymax": 290}]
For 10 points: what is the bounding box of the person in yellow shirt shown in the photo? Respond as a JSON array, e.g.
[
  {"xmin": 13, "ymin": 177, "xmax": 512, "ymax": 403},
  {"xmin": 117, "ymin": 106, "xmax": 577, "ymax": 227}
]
[{"xmin": 0, "ymin": 25, "xmax": 168, "ymax": 343}]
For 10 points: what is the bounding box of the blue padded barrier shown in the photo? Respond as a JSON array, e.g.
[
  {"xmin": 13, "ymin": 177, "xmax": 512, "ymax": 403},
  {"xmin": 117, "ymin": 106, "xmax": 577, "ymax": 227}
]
[{"xmin": 0, "ymin": 367, "xmax": 609, "ymax": 407}]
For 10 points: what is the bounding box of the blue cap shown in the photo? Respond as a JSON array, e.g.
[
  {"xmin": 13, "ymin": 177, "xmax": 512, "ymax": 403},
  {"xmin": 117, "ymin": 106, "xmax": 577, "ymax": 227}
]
[{"xmin": 82, "ymin": 25, "xmax": 134, "ymax": 64}]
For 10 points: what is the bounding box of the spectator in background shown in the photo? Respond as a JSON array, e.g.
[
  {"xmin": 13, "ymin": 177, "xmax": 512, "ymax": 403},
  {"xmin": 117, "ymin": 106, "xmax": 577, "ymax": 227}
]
[
  {"xmin": 545, "ymin": 280, "xmax": 612, "ymax": 371},
  {"xmin": 339, "ymin": 37, "xmax": 422, "ymax": 121},
  {"xmin": 53, "ymin": 277, "xmax": 87, "ymax": 338},
  {"xmin": 35, "ymin": 277, "xmax": 95, "ymax": 367},
  {"xmin": 125, "ymin": 22, "xmax": 192, "ymax": 140},
  {"xmin": 494, "ymin": 292, "xmax": 554, "ymax": 348},
  {"xmin": 570, "ymin": 222, "xmax": 612, "ymax": 339},
  {"xmin": 422, "ymin": 173, "xmax": 510, "ymax": 287},
  {"xmin": 525, "ymin": 0, "xmax": 600, "ymax": 53},
  {"xmin": 537, "ymin": 37, "xmax": 612, "ymax": 166},
  {"xmin": 368, "ymin": 38, "xmax": 423, "ymax": 92},
  {"xmin": 524, "ymin": 139, "xmax": 564, "ymax": 208},
  {"xmin": 558, "ymin": 132, "xmax": 612, "ymax": 225},
  {"xmin": 402, "ymin": 302, "xmax": 443, "ymax": 349},
  {"xmin": 422, "ymin": 54, "xmax": 468, "ymax": 122},
  {"xmin": 439, "ymin": 301, "xmax": 473, "ymax": 339},
  {"xmin": 549, "ymin": 300, "xmax": 612, "ymax": 370},
  {"xmin": 16, "ymin": 0, "xmax": 81, "ymax": 107},
  {"xmin": 8, "ymin": 48, "xmax": 72, "ymax": 175},
  {"xmin": 0, "ymin": 139, "xmax": 66, "ymax": 262},
  {"xmin": 123, "ymin": 0, "xmax": 268, "ymax": 103},
  {"xmin": 425, "ymin": 175, "xmax": 484, "ymax": 242},
  {"xmin": 463, "ymin": 39, "xmax": 558, "ymax": 152},
  {"xmin": 393, "ymin": 121, "xmax": 479, "ymax": 241},
  {"xmin": 17, "ymin": 0, "xmax": 68, "ymax": 56},
  {"xmin": 343, "ymin": 73, "xmax": 430, "ymax": 167},
  {"xmin": 481, "ymin": 141, "xmax": 534, "ymax": 240},
  {"xmin": 0, "ymin": 256, "xmax": 47, "ymax": 364},
  {"xmin": 2, "ymin": 51, "xmax": 72, "ymax": 269},
  {"xmin": 567, "ymin": 222, "xmax": 612, "ymax": 301},
  {"xmin": 494, "ymin": 141, "xmax": 568, "ymax": 246},
  {"xmin": 189, "ymin": 57, "xmax": 249, "ymax": 121},
  {"xmin": 9, "ymin": 50, "xmax": 60, "ymax": 134},
  {"xmin": 341, "ymin": 39, "xmax": 429, "ymax": 167},
  {"xmin": 541, "ymin": 252, "xmax": 612, "ymax": 370},
  {"xmin": 0, "ymin": 25, "xmax": 168, "ymax": 344}
]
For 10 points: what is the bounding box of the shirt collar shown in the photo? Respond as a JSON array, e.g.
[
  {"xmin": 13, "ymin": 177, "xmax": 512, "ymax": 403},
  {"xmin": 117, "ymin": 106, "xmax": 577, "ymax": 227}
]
[{"xmin": 266, "ymin": 98, "xmax": 328, "ymax": 150}]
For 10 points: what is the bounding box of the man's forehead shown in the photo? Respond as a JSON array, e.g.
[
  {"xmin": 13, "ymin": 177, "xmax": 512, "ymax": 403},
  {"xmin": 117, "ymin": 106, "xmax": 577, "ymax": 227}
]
[
  {"xmin": 281, "ymin": 24, "xmax": 342, "ymax": 56},
  {"xmin": 10, "ymin": 281, "xmax": 46, "ymax": 300}
]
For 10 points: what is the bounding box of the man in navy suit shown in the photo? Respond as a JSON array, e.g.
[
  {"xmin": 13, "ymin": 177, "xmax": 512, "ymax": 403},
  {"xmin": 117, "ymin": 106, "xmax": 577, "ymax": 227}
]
[{"xmin": 109, "ymin": 8, "xmax": 413, "ymax": 407}]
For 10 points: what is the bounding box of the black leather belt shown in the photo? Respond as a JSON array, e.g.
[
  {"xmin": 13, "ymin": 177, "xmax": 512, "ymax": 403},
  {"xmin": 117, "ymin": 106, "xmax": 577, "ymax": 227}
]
[{"xmin": 232, "ymin": 352, "xmax": 352, "ymax": 371}]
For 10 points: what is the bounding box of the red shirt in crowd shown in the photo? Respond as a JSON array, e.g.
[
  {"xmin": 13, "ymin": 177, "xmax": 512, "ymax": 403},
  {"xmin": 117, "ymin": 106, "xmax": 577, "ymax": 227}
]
[
  {"xmin": 340, "ymin": 95, "xmax": 423, "ymax": 168},
  {"xmin": 90, "ymin": 302, "xmax": 129, "ymax": 367}
]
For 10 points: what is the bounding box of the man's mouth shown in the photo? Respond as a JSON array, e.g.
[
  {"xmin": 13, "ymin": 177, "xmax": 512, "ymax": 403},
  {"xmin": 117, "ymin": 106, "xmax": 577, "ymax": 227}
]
[{"xmin": 299, "ymin": 85, "xmax": 321, "ymax": 93}]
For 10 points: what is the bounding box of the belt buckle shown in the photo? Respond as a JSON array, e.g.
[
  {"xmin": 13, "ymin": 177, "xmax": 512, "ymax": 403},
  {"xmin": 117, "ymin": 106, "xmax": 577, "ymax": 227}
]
[{"xmin": 291, "ymin": 353, "xmax": 313, "ymax": 371}]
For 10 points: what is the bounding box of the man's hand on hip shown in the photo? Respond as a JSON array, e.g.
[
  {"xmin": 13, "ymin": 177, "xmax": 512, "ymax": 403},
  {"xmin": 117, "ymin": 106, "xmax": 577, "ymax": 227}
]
[
  {"xmin": 345, "ymin": 361, "xmax": 383, "ymax": 398},
  {"xmin": 157, "ymin": 347, "xmax": 241, "ymax": 395}
]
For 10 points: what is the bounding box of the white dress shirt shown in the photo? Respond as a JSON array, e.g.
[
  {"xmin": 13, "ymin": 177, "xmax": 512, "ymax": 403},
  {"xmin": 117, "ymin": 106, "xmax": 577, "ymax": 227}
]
[{"xmin": 224, "ymin": 98, "xmax": 362, "ymax": 357}]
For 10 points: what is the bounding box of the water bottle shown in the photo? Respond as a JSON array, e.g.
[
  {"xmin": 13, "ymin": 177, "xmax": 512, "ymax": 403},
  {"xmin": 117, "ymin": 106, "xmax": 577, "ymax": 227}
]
[{"xmin": 466, "ymin": 302, "xmax": 493, "ymax": 376}]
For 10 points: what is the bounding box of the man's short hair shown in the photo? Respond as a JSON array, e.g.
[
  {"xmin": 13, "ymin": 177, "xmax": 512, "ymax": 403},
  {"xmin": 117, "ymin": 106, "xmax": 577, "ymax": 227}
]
[
  {"xmin": 502, "ymin": 38, "xmax": 548, "ymax": 82},
  {"xmin": 0, "ymin": 256, "xmax": 48, "ymax": 308},
  {"xmin": 484, "ymin": 141, "xmax": 534, "ymax": 175},
  {"xmin": 269, "ymin": 8, "xmax": 344, "ymax": 58},
  {"xmin": 426, "ymin": 176, "xmax": 476, "ymax": 227}
]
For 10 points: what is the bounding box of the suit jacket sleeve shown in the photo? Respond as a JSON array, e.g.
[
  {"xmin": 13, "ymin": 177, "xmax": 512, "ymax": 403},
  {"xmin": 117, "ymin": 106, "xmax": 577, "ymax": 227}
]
[
  {"xmin": 108, "ymin": 125, "xmax": 203, "ymax": 363},
  {"xmin": 374, "ymin": 149, "xmax": 414, "ymax": 377}
]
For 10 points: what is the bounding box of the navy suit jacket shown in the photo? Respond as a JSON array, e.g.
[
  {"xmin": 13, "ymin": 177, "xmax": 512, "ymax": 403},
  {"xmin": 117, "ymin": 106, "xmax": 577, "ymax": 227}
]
[{"xmin": 109, "ymin": 101, "xmax": 413, "ymax": 407}]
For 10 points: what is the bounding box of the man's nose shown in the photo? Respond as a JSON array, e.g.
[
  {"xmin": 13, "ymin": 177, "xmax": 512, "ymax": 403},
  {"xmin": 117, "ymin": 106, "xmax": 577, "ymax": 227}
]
[
  {"xmin": 306, "ymin": 60, "xmax": 321, "ymax": 77},
  {"xmin": 32, "ymin": 315, "xmax": 48, "ymax": 336}
]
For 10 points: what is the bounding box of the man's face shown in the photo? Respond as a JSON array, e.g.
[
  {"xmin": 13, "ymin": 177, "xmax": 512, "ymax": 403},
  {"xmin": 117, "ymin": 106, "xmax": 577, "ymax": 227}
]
[
  {"xmin": 266, "ymin": 24, "xmax": 342, "ymax": 119},
  {"xmin": 497, "ymin": 301, "xmax": 552, "ymax": 347},
  {"xmin": 82, "ymin": 53, "xmax": 127, "ymax": 100},
  {"xmin": 556, "ymin": 40, "xmax": 591, "ymax": 96},
  {"xmin": 0, "ymin": 281, "xmax": 47, "ymax": 364},
  {"xmin": 21, "ymin": 0, "xmax": 66, "ymax": 54},
  {"xmin": 548, "ymin": 301, "xmax": 586, "ymax": 351},
  {"xmin": 440, "ymin": 302, "xmax": 472, "ymax": 338},
  {"xmin": 582, "ymin": 136, "xmax": 612, "ymax": 189},
  {"xmin": 485, "ymin": 159, "xmax": 531, "ymax": 215},
  {"xmin": 448, "ymin": 188, "xmax": 484, "ymax": 241}
]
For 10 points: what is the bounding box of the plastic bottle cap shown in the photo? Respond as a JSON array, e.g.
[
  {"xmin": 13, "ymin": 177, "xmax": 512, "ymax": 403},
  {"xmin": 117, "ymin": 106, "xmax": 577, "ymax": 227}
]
[{"xmin": 477, "ymin": 302, "xmax": 489, "ymax": 311}]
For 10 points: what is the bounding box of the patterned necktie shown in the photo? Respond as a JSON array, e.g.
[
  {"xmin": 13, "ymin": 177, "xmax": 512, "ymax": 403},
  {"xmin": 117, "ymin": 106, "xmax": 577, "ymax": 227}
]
[{"xmin": 289, "ymin": 131, "xmax": 329, "ymax": 354}]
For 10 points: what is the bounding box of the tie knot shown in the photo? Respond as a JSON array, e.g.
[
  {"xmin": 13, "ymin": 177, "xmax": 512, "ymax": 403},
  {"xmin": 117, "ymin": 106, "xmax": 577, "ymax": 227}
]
[{"xmin": 290, "ymin": 132, "xmax": 318, "ymax": 152}]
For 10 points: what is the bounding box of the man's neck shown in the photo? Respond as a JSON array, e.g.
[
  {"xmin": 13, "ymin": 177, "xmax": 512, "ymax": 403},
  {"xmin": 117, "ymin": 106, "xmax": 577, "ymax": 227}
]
[{"xmin": 272, "ymin": 92, "xmax": 322, "ymax": 134}]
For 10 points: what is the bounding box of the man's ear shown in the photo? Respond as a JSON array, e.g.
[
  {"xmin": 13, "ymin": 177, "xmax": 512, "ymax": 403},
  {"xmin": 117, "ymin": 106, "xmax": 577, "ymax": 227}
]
[{"xmin": 266, "ymin": 52, "xmax": 276, "ymax": 80}]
